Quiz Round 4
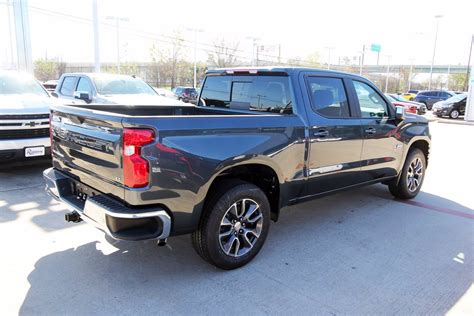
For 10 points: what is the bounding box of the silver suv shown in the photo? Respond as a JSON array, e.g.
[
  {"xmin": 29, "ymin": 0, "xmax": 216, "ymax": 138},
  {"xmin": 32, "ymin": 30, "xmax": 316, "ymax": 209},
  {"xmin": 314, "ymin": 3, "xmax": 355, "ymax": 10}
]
[{"xmin": 0, "ymin": 71, "xmax": 52, "ymax": 161}]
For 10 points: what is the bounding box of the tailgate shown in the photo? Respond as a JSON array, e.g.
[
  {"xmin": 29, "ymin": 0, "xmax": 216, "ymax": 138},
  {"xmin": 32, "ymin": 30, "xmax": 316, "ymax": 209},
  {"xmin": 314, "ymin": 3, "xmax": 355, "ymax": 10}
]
[{"xmin": 51, "ymin": 105, "xmax": 125, "ymax": 200}]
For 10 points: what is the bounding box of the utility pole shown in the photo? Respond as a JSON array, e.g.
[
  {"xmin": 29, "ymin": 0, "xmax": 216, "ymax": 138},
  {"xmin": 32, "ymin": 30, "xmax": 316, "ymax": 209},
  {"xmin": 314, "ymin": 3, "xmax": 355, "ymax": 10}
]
[
  {"xmin": 106, "ymin": 16, "xmax": 129, "ymax": 74},
  {"xmin": 92, "ymin": 0, "xmax": 100, "ymax": 72},
  {"xmin": 429, "ymin": 15, "xmax": 443, "ymax": 90},
  {"xmin": 246, "ymin": 37, "xmax": 259, "ymax": 66},
  {"xmin": 408, "ymin": 58, "xmax": 415, "ymax": 91},
  {"xmin": 359, "ymin": 44, "xmax": 365, "ymax": 75},
  {"xmin": 12, "ymin": 0, "xmax": 33, "ymax": 72},
  {"xmin": 446, "ymin": 64, "xmax": 450, "ymax": 90},
  {"xmin": 325, "ymin": 46, "xmax": 334, "ymax": 70},
  {"xmin": 278, "ymin": 44, "xmax": 281, "ymax": 64},
  {"xmin": 464, "ymin": 35, "xmax": 473, "ymax": 92},
  {"xmin": 385, "ymin": 55, "xmax": 391, "ymax": 93}
]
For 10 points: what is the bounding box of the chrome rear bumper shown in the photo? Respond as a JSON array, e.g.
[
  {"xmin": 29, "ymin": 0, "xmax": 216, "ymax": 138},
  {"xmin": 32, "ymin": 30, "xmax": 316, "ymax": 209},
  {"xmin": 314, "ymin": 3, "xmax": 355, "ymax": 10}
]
[{"xmin": 43, "ymin": 167, "xmax": 171, "ymax": 241}]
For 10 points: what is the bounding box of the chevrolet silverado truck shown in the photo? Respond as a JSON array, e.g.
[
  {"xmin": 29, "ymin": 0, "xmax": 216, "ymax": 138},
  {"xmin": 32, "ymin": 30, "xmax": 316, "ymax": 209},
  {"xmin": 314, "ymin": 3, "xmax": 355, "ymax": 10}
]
[
  {"xmin": 0, "ymin": 71, "xmax": 52, "ymax": 162},
  {"xmin": 44, "ymin": 67, "xmax": 431, "ymax": 269}
]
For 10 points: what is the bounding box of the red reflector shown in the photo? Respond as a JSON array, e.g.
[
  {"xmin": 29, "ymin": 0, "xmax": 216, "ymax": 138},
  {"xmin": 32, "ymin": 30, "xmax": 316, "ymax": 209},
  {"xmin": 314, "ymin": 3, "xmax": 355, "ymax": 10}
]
[{"xmin": 123, "ymin": 128, "xmax": 155, "ymax": 188}]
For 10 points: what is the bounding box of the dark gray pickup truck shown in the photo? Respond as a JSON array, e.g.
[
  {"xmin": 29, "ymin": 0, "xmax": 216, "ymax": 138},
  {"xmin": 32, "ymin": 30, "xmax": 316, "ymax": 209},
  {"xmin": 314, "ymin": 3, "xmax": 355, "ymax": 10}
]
[{"xmin": 44, "ymin": 67, "xmax": 431, "ymax": 269}]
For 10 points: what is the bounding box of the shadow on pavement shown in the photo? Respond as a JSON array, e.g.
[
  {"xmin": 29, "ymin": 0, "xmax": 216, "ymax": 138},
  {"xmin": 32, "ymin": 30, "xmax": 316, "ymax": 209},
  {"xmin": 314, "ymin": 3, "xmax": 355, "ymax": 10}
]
[
  {"xmin": 19, "ymin": 185, "xmax": 474, "ymax": 315},
  {"xmin": 0, "ymin": 162, "xmax": 52, "ymax": 223}
]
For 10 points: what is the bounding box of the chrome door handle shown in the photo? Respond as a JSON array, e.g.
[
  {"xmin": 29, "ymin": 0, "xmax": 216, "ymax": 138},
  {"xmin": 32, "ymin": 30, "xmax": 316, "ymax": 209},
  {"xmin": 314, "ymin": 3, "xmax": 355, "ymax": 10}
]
[
  {"xmin": 313, "ymin": 130, "xmax": 329, "ymax": 137},
  {"xmin": 364, "ymin": 128, "xmax": 376, "ymax": 134}
]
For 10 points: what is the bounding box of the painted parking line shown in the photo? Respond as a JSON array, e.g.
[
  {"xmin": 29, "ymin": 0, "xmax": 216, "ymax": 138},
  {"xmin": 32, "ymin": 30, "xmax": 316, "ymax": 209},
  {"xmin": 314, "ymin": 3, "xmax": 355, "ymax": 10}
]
[{"xmin": 398, "ymin": 199, "xmax": 474, "ymax": 220}]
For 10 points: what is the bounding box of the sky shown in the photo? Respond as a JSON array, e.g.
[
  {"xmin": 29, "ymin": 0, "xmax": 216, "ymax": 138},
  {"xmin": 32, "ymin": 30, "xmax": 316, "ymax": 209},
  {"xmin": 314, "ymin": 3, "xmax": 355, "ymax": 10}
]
[{"xmin": 0, "ymin": 0, "xmax": 473, "ymax": 67}]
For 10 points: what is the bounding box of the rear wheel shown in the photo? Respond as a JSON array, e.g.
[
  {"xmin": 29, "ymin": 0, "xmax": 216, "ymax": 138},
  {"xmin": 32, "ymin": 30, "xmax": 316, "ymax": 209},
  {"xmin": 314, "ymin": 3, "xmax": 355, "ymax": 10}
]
[
  {"xmin": 192, "ymin": 180, "xmax": 271, "ymax": 270},
  {"xmin": 449, "ymin": 109, "xmax": 460, "ymax": 119},
  {"xmin": 389, "ymin": 148, "xmax": 426, "ymax": 199}
]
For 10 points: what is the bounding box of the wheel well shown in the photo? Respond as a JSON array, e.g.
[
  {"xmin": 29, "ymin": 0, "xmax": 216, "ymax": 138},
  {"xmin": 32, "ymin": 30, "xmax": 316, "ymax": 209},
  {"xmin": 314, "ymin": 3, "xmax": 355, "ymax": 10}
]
[
  {"xmin": 410, "ymin": 140, "xmax": 430, "ymax": 166},
  {"xmin": 207, "ymin": 164, "xmax": 280, "ymax": 221}
]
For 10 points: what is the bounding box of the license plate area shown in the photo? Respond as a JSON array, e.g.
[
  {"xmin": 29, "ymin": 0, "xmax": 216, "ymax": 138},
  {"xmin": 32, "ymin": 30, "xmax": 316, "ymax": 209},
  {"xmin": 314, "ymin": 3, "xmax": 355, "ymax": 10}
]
[{"xmin": 25, "ymin": 146, "xmax": 45, "ymax": 157}]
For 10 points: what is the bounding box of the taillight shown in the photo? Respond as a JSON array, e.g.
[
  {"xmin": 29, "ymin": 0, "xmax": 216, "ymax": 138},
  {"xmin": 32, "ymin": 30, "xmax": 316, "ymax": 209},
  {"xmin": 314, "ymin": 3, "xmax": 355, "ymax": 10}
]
[
  {"xmin": 123, "ymin": 128, "xmax": 155, "ymax": 188},
  {"xmin": 409, "ymin": 106, "xmax": 417, "ymax": 113}
]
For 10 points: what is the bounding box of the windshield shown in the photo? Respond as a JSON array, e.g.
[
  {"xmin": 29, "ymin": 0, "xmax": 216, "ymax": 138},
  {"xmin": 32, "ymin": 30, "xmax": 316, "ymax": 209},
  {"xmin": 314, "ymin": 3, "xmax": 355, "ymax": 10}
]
[
  {"xmin": 445, "ymin": 93, "xmax": 466, "ymax": 103},
  {"xmin": 0, "ymin": 73, "xmax": 49, "ymax": 96},
  {"xmin": 94, "ymin": 77, "xmax": 157, "ymax": 95}
]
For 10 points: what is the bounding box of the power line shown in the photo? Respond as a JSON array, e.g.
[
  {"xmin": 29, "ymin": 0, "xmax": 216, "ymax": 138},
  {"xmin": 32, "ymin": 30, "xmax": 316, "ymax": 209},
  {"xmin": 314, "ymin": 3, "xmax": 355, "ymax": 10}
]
[{"xmin": 27, "ymin": 5, "xmax": 323, "ymax": 67}]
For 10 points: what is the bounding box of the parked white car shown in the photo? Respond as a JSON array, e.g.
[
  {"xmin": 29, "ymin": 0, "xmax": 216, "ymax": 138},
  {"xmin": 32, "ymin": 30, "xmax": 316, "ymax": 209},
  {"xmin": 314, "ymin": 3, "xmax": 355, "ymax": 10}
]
[{"xmin": 0, "ymin": 71, "xmax": 53, "ymax": 161}]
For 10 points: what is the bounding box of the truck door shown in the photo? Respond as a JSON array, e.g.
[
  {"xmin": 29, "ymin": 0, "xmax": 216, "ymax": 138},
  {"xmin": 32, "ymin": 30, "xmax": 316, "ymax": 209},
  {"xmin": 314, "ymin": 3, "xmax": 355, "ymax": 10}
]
[
  {"xmin": 349, "ymin": 80, "xmax": 403, "ymax": 182},
  {"xmin": 302, "ymin": 74, "xmax": 364, "ymax": 196}
]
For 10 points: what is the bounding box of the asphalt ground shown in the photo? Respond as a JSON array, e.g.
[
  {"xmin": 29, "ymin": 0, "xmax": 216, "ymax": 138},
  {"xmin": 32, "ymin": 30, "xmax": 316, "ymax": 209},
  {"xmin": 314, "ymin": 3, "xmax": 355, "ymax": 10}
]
[{"xmin": 0, "ymin": 122, "xmax": 473, "ymax": 315}]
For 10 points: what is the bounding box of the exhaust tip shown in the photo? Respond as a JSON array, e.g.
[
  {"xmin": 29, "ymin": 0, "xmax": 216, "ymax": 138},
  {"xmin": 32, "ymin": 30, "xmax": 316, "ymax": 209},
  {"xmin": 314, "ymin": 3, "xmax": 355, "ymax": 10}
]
[{"xmin": 65, "ymin": 211, "xmax": 82, "ymax": 223}]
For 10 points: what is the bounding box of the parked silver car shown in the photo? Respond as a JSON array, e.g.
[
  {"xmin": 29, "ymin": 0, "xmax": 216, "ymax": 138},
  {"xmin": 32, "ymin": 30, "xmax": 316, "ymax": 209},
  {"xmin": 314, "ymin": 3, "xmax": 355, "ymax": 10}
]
[{"xmin": 0, "ymin": 71, "xmax": 53, "ymax": 161}]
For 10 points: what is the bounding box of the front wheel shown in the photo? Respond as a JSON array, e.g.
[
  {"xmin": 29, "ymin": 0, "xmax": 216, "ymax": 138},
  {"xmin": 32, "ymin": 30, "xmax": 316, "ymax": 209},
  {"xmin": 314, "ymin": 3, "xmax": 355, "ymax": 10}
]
[
  {"xmin": 192, "ymin": 180, "xmax": 271, "ymax": 270},
  {"xmin": 449, "ymin": 109, "xmax": 460, "ymax": 119},
  {"xmin": 389, "ymin": 148, "xmax": 426, "ymax": 199}
]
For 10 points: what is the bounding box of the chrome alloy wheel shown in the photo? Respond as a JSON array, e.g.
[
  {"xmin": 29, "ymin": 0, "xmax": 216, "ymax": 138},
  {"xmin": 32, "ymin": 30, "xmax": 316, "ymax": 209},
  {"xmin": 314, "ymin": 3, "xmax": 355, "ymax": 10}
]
[
  {"xmin": 407, "ymin": 157, "xmax": 423, "ymax": 192},
  {"xmin": 219, "ymin": 199, "xmax": 263, "ymax": 257}
]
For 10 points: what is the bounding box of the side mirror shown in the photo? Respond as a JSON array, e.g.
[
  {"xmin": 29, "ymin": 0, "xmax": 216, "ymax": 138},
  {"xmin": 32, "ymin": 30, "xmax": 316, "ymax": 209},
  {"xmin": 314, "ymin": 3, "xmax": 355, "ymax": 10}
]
[
  {"xmin": 395, "ymin": 106, "xmax": 406, "ymax": 120},
  {"xmin": 51, "ymin": 91, "xmax": 58, "ymax": 98},
  {"xmin": 74, "ymin": 91, "xmax": 91, "ymax": 103}
]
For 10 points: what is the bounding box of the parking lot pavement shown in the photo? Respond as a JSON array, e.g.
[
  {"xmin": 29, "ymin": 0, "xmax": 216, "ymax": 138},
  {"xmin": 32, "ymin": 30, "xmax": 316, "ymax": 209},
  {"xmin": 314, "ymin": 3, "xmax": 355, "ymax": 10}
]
[{"xmin": 0, "ymin": 122, "xmax": 473, "ymax": 316}]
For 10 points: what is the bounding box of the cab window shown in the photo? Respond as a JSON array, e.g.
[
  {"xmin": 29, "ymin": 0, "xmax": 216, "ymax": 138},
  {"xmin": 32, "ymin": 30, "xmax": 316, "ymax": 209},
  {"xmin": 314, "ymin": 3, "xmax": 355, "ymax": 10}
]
[
  {"xmin": 60, "ymin": 76, "xmax": 77, "ymax": 96},
  {"xmin": 353, "ymin": 81, "xmax": 389, "ymax": 118},
  {"xmin": 306, "ymin": 76, "xmax": 350, "ymax": 118}
]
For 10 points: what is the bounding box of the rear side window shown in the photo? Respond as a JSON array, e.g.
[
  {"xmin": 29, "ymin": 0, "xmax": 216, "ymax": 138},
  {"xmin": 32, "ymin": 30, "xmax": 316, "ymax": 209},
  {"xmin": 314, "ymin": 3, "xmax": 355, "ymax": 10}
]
[
  {"xmin": 60, "ymin": 76, "xmax": 76, "ymax": 96},
  {"xmin": 200, "ymin": 75, "xmax": 294, "ymax": 114},
  {"xmin": 306, "ymin": 77, "xmax": 350, "ymax": 118}
]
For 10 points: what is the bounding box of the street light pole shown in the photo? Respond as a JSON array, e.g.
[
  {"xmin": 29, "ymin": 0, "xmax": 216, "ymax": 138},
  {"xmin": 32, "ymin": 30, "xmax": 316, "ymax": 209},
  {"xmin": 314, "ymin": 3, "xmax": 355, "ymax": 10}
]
[
  {"xmin": 429, "ymin": 15, "xmax": 443, "ymax": 90},
  {"xmin": 6, "ymin": 0, "xmax": 14, "ymax": 68},
  {"xmin": 464, "ymin": 35, "xmax": 473, "ymax": 92},
  {"xmin": 187, "ymin": 28, "xmax": 203, "ymax": 89},
  {"xmin": 106, "ymin": 16, "xmax": 129, "ymax": 74},
  {"xmin": 92, "ymin": 0, "xmax": 100, "ymax": 73}
]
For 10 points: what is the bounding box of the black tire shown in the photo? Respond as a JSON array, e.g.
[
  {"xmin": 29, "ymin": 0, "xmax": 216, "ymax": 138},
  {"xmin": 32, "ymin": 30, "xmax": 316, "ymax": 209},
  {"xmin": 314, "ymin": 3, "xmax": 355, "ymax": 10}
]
[
  {"xmin": 389, "ymin": 148, "xmax": 426, "ymax": 199},
  {"xmin": 449, "ymin": 109, "xmax": 460, "ymax": 119},
  {"xmin": 425, "ymin": 102, "xmax": 432, "ymax": 110},
  {"xmin": 192, "ymin": 179, "xmax": 271, "ymax": 270}
]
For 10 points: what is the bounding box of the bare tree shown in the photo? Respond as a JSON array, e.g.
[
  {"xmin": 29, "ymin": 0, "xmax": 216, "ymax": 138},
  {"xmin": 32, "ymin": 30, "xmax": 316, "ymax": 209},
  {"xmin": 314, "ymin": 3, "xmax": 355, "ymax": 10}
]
[
  {"xmin": 208, "ymin": 38, "xmax": 239, "ymax": 68},
  {"xmin": 148, "ymin": 32, "xmax": 187, "ymax": 88}
]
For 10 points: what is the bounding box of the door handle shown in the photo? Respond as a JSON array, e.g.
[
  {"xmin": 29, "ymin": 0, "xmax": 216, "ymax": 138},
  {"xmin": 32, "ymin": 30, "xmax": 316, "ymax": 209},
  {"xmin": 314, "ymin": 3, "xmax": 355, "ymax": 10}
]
[
  {"xmin": 313, "ymin": 130, "xmax": 329, "ymax": 137},
  {"xmin": 364, "ymin": 127, "xmax": 376, "ymax": 135}
]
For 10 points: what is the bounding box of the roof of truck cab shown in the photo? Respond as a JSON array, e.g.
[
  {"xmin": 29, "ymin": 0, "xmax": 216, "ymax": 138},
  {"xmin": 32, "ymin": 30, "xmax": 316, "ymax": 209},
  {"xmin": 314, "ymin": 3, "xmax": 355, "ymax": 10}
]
[{"xmin": 205, "ymin": 66, "xmax": 366, "ymax": 79}]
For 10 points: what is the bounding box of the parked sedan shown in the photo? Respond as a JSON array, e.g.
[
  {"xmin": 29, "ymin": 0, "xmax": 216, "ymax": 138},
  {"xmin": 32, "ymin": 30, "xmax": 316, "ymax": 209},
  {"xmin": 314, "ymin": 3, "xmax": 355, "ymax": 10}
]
[
  {"xmin": 387, "ymin": 94, "xmax": 426, "ymax": 114},
  {"xmin": 413, "ymin": 90, "xmax": 454, "ymax": 110},
  {"xmin": 400, "ymin": 90, "xmax": 419, "ymax": 101},
  {"xmin": 432, "ymin": 93, "xmax": 467, "ymax": 119},
  {"xmin": 385, "ymin": 94, "xmax": 418, "ymax": 114}
]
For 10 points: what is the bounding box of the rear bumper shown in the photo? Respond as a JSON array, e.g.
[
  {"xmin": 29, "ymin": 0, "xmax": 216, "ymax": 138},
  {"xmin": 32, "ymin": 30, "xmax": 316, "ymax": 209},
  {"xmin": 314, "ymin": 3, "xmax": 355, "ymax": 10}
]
[{"xmin": 43, "ymin": 167, "xmax": 171, "ymax": 241}]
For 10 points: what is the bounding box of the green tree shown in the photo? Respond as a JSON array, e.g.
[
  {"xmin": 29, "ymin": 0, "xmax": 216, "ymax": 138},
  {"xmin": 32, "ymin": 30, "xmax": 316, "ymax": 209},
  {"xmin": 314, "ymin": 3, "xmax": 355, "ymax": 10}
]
[
  {"xmin": 448, "ymin": 73, "xmax": 467, "ymax": 91},
  {"xmin": 34, "ymin": 59, "xmax": 57, "ymax": 81}
]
